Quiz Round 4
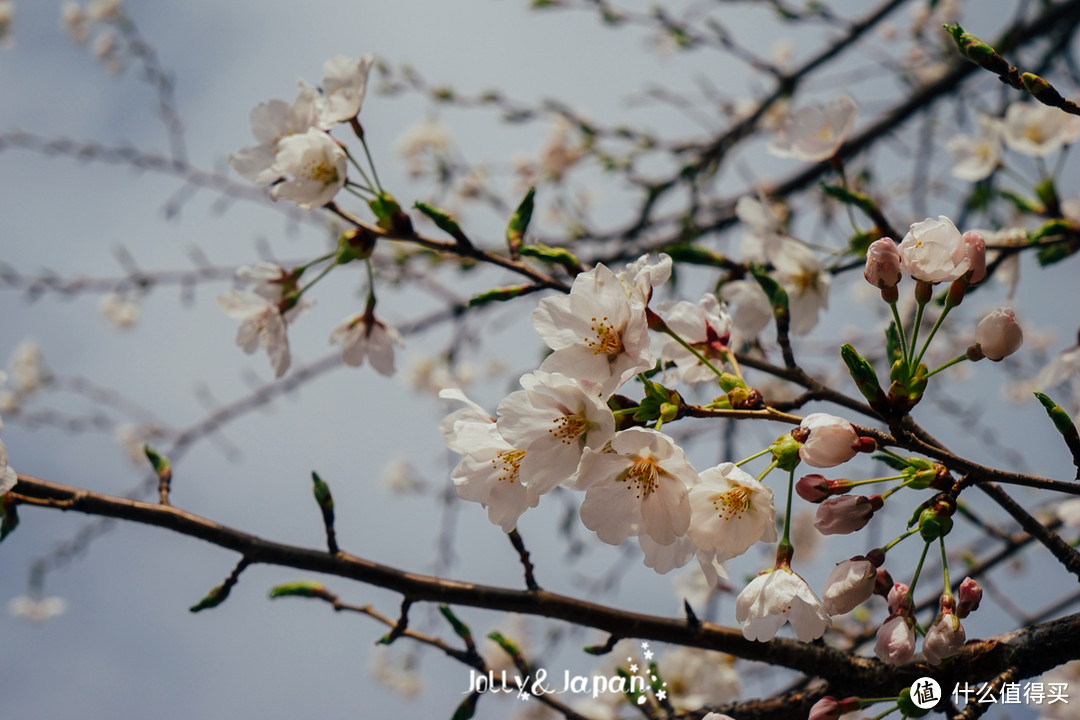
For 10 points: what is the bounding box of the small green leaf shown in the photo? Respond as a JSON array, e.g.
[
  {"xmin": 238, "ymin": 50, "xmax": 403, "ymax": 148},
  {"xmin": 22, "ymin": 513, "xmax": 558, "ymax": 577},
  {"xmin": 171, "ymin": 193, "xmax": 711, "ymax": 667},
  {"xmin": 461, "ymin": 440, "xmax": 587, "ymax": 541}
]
[{"xmin": 268, "ymin": 580, "xmax": 336, "ymax": 601}]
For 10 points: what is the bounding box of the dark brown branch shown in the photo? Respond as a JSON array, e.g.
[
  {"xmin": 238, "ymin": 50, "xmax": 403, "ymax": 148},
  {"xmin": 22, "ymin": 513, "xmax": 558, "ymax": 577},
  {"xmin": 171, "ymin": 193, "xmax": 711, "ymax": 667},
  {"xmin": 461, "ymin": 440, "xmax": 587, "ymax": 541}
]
[{"xmin": 507, "ymin": 528, "xmax": 540, "ymax": 592}]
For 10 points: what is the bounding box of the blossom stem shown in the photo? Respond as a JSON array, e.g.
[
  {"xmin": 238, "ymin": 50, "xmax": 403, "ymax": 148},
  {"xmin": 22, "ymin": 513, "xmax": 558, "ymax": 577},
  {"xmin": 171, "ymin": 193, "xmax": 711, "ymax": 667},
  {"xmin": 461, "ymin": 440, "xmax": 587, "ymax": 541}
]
[
  {"xmin": 358, "ymin": 134, "xmax": 385, "ymax": 194},
  {"xmin": 736, "ymin": 447, "xmax": 773, "ymax": 467},
  {"xmin": 834, "ymin": 159, "xmax": 860, "ymax": 234},
  {"xmin": 880, "ymin": 477, "xmax": 915, "ymax": 500},
  {"xmin": 939, "ymin": 535, "xmax": 952, "ymax": 600},
  {"xmin": 295, "ymin": 250, "xmax": 339, "ymax": 275},
  {"xmin": 913, "ymin": 302, "xmax": 954, "ymax": 369},
  {"xmin": 1053, "ymin": 143, "xmax": 1071, "ymax": 179},
  {"xmin": 905, "ymin": 539, "xmax": 932, "ymax": 607},
  {"xmin": 907, "ymin": 297, "xmax": 927, "ymax": 370},
  {"xmin": 293, "ymin": 261, "xmax": 337, "ymax": 301},
  {"xmin": 780, "ymin": 468, "xmax": 795, "ymax": 547},
  {"xmin": 659, "ymin": 325, "xmax": 727, "ymax": 381},
  {"xmin": 924, "ymin": 353, "xmax": 970, "ymax": 379},
  {"xmin": 881, "ymin": 526, "xmax": 919, "ymax": 554},
  {"xmin": 889, "ymin": 301, "xmax": 909, "ymax": 363},
  {"xmin": 756, "ymin": 459, "xmax": 779, "ymax": 483},
  {"xmin": 341, "ymin": 146, "xmax": 377, "ymax": 191},
  {"xmin": 344, "ymin": 183, "xmax": 376, "ymax": 201},
  {"xmin": 846, "ymin": 474, "xmax": 907, "ymax": 488}
]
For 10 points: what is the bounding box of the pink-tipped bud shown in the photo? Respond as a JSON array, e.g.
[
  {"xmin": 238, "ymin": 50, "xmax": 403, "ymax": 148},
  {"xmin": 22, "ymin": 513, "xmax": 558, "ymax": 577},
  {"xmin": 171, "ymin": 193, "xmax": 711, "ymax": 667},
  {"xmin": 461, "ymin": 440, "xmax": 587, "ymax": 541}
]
[
  {"xmin": 864, "ymin": 238, "xmax": 902, "ymax": 290},
  {"xmin": 874, "ymin": 568, "xmax": 894, "ymax": 598},
  {"xmin": 974, "ymin": 307, "xmax": 1023, "ymax": 361},
  {"xmin": 822, "ymin": 557, "xmax": 878, "ymax": 615},
  {"xmin": 887, "ymin": 582, "xmax": 911, "ymax": 614},
  {"xmin": 808, "ymin": 696, "xmax": 861, "ymax": 720},
  {"xmin": 963, "ymin": 231, "xmax": 987, "ymax": 285},
  {"xmin": 923, "ymin": 611, "xmax": 966, "ymax": 665},
  {"xmin": 797, "ymin": 413, "xmax": 860, "ymax": 468},
  {"xmin": 814, "ymin": 495, "xmax": 883, "ymax": 535},
  {"xmin": 956, "ymin": 577, "xmax": 983, "ymax": 618},
  {"xmin": 796, "ymin": 474, "xmax": 849, "ymax": 503}
]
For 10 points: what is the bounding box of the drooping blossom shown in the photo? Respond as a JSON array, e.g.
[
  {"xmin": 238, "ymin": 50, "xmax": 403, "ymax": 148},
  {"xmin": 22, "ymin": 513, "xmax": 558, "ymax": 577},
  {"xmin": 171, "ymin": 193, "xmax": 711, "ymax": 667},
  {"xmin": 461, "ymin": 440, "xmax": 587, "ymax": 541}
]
[
  {"xmin": 898, "ymin": 216, "xmax": 971, "ymax": 284},
  {"xmin": 329, "ymin": 312, "xmax": 403, "ymax": 376},
  {"xmin": 576, "ymin": 427, "xmax": 697, "ymax": 546},
  {"xmin": 496, "ymin": 371, "xmax": 614, "ymax": 494},
  {"xmin": 688, "ymin": 462, "xmax": 776, "ymax": 562},
  {"xmin": 719, "ymin": 280, "xmax": 773, "ymax": 340},
  {"xmin": 875, "ymin": 612, "xmax": 916, "ymax": 664},
  {"xmin": 946, "ymin": 116, "xmax": 1002, "ymax": 181},
  {"xmin": 438, "ymin": 389, "xmax": 539, "ymax": 532},
  {"xmin": 229, "ymin": 86, "xmax": 319, "ymax": 184},
  {"xmin": 814, "ymin": 495, "xmax": 882, "ymax": 535},
  {"xmin": 532, "ymin": 261, "xmax": 653, "ymax": 396},
  {"xmin": 796, "ymin": 413, "xmax": 859, "ymax": 468},
  {"xmin": 315, "ymin": 54, "xmax": 375, "ymax": 128},
  {"xmin": 1001, "ymin": 101, "xmax": 1080, "ymax": 157},
  {"xmin": 735, "ymin": 566, "xmax": 831, "ymax": 642},
  {"xmin": 771, "ymin": 238, "xmax": 830, "ymax": 334},
  {"xmin": 974, "ymin": 307, "xmax": 1023, "ymax": 361},
  {"xmin": 768, "ymin": 95, "xmax": 856, "ymax": 162},
  {"xmin": 217, "ymin": 291, "xmax": 292, "ymax": 377},
  {"xmin": 956, "ymin": 577, "xmax": 983, "ymax": 618},
  {"xmin": 659, "ymin": 294, "xmax": 733, "ymax": 385},
  {"xmin": 269, "ymin": 128, "xmax": 348, "ymax": 209},
  {"xmin": 821, "ymin": 557, "xmax": 877, "ymax": 615}
]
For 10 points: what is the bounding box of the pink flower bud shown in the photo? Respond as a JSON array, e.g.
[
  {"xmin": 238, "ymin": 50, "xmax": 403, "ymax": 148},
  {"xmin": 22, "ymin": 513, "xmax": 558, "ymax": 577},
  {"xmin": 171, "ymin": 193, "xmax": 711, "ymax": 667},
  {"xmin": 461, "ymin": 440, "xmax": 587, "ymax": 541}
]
[
  {"xmin": 975, "ymin": 307, "xmax": 1023, "ymax": 361},
  {"xmin": 796, "ymin": 474, "xmax": 835, "ymax": 503},
  {"xmin": 814, "ymin": 495, "xmax": 883, "ymax": 535},
  {"xmin": 963, "ymin": 231, "xmax": 987, "ymax": 284},
  {"xmin": 864, "ymin": 238, "xmax": 902, "ymax": 289},
  {"xmin": 808, "ymin": 696, "xmax": 860, "ymax": 720},
  {"xmin": 887, "ymin": 582, "xmax": 911, "ymax": 614},
  {"xmin": 923, "ymin": 612, "xmax": 966, "ymax": 665},
  {"xmin": 875, "ymin": 613, "xmax": 916, "ymax": 665},
  {"xmin": 956, "ymin": 577, "xmax": 983, "ymax": 618},
  {"xmin": 797, "ymin": 413, "xmax": 859, "ymax": 468},
  {"xmin": 822, "ymin": 557, "xmax": 877, "ymax": 615},
  {"xmin": 874, "ymin": 568, "xmax": 894, "ymax": 598}
]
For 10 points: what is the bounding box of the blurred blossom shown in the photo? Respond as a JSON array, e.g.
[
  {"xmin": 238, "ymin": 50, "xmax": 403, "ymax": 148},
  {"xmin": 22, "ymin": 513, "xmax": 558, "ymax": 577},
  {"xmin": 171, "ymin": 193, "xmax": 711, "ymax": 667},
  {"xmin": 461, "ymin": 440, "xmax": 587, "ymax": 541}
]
[
  {"xmin": 720, "ymin": 279, "xmax": 772, "ymax": 341},
  {"xmin": 397, "ymin": 117, "xmax": 451, "ymax": 177},
  {"xmin": 671, "ymin": 563, "xmax": 715, "ymax": 609},
  {"xmin": 91, "ymin": 29, "xmax": 124, "ymax": 73},
  {"xmin": 1036, "ymin": 660, "xmax": 1080, "ymax": 720},
  {"xmin": 381, "ymin": 458, "xmax": 426, "ymax": 495},
  {"xmin": 768, "ymin": 95, "xmax": 856, "ymax": 162},
  {"xmin": 60, "ymin": 2, "xmax": 88, "ymax": 43},
  {"xmin": 9, "ymin": 596, "xmax": 66, "ymax": 623},
  {"xmin": 946, "ymin": 116, "xmax": 1001, "ymax": 182},
  {"xmin": 99, "ymin": 292, "xmax": 140, "ymax": 329},
  {"xmin": 538, "ymin": 118, "xmax": 583, "ymax": 180},
  {"xmin": 217, "ymin": 291, "xmax": 292, "ymax": 378},
  {"xmin": 658, "ymin": 646, "xmax": 740, "ymax": 710},
  {"xmin": 0, "ymin": 0, "xmax": 13, "ymax": 48},
  {"xmin": 1001, "ymin": 102, "xmax": 1080, "ymax": 157},
  {"xmin": 369, "ymin": 646, "xmax": 422, "ymax": 699},
  {"xmin": 8, "ymin": 340, "xmax": 49, "ymax": 396},
  {"xmin": 329, "ymin": 313, "xmax": 403, "ymax": 376},
  {"xmin": 114, "ymin": 423, "xmax": 147, "ymax": 465},
  {"xmin": 772, "ymin": 239, "xmax": 830, "ymax": 334},
  {"xmin": 86, "ymin": 0, "xmax": 122, "ymax": 21}
]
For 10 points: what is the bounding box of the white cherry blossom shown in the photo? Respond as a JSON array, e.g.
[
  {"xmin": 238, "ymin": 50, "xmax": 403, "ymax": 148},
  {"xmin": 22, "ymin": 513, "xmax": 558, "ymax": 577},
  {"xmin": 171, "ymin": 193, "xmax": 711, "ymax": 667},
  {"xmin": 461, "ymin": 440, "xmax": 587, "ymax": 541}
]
[
  {"xmin": 576, "ymin": 427, "xmax": 697, "ymax": 546},
  {"xmin": 329, "ymin": 313, "xmax": 403, "ymax": 376},
  {"xmin": 975, "ymin": 307, "xmax": 1023, "ymax": 361},
  {"xmin": 797, "ymin": 413, "xmax": 859, "ymax": 468},
  {"xmin": 1001, "ymin": 101, "xmax": 1079, "ymax": 157},
  {"xmin": 8, "ymin": 595, "xmax": 66, "ymax": 623},
  {"xmin": 772, "ymin": 238, "xmax": 830, "ymax": 335},
  {"xmin": 217, "ymin": 291, "xmax": 292, "ymax": 378},
  {"xmin": 946, "ymin": 116, "xmax": 1002, "ymax": 181},
  {"xmin": 768, "ymin": 95, "xmax": 856, "ymax": 162},
  {"xmin": 735, "ymin": 567, "xmax": 831, "ymax": 642},
  {"xmin": 229, "ymin": 86, "xmax": 320, "ymax": 184},
  {"xmin": 720, "ymin": 280, "xmax": 773, "ymax": 341},
  {"xmin": 0, "ymin": 437, "xmax": 16, "ymax": 495},
  {"xmin": 659, "ymin": 294, "xmax": 733, "ymax": 385},
  {"xmin": 687, "ymin": 462, "xmax": 776, "ymax": 562},
  {"xmin": 821, "ymin": 557, "xmax": 877, "ymax": 615},
  {"xmin": 269, "ymin": 128, "xmax": 348, "ymax": 209},
  {"xmin": 532, "ymin": 262, "xmax": 653, "ymax": 396},
  {"xmin": 316, "ymin": 53, "xmax": 375, "ymax": 128},
  {"xmin": 496, "ymin": 371, "xmax": 614, "ymax": 494}
]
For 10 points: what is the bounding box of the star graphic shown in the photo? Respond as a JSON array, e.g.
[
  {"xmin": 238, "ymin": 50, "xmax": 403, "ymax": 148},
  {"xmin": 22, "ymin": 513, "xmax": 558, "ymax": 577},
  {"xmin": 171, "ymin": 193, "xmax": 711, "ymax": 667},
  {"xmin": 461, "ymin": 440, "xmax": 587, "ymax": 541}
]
[
  {"xmin": 629, "ymin": 663, "xmax": 639, "ymax": 673},
  {"xmin": 641, "ymin": 642, "xmax": 650, "ymax": 651},
  {"xmin": 643, "ymin": 649, "xmax": 654, "ymax": 660},
  {"xmin": 656, "ymin": 689, "xmax": 667, "ymax": 702}
]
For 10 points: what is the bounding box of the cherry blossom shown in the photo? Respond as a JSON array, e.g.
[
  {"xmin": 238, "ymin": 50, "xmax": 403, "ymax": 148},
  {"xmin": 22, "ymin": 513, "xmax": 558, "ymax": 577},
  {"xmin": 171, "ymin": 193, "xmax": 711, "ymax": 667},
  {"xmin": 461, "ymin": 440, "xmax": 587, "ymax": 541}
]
[
  {"xmin": 576, "ymin": 427, "xmax": 697, "ymax": 546},
  {"xmin": 956, "ymin": 577, "xmax": 982, "ymax": 618},
  {"xmin": 269, "ymin": 128, "xmax": 348, "ymax": 209},
  {"xmin": 217, "ymin": 291, "xmax": 292, "ymax": 378},
  {"xmin": 658, "ymin": 294, "xmax": 732, "ymax": 384},
  {"xmin": 687, "ymin": 462, "xmax": 777, "ymax": 562},
  {"xmin": 1001, "ymin": 101, "xmax": 1080, "ymax": 157},
  {"xmin": 316, "ymin": 53, "xmax": 375, "ymax": 128},
  {"xmin": 0, "ymin": 437, "xmax": 16, "ymax": 495},
  {"xmin": 768, "ymin": 95, "xmax": 856, "ymax": 162},
  {"xmin": 898, "ymin": 216, "xmax": 971, "ymax": 284},
  {"xmin": 735, "ymin": 566, "xmax": 831, "ymax": 642},
  {"xmin": 946, "ymin": 116, "xmax": 1002, "ymax": 181},
  {"xmin": 875, "ymin": 612, "xmax": 916, "ymax": 664},
  {"xmin": 923, "ymin": 610, "xmax": 966, "ymax": 665},
  {"xmin": 821, "ymin": 557, "xmax": 877, "ymax": 615},
  {"xmin": 439, "ymin": 390, "xmax": 539, "ymax": 532},
  {"xmin": 814, "ymin": 495, "xmax": 882, "ymax": 535},
  {"xmin": 772, "ymin": 238, "xmax": 830, "ymax": 334},
  {"xmin": 615, "ymin": 253, "xmax": 672, "ymax": 306},
  {"xmin": 496, "ymin": 371, "xmax": 614, "ymax": 494},
  {"xmin": 329, "ymin": 313, "xmax": 403, "ymax": 376},
  {"xmin": 229, "ymin": 86, "xmax": 320, "ymax": 184},
  {"xmin": 796, "ymin": 413, "xmax": 859, "ymax": 468},
  {"xmin": 863, "ymin": 238, "xmax": 902, "ymax": 290},
  {"xmin": 719, "ymin": 280, "xmax": 773, "ymax": 341},
  {"xmin": 532, "ymin": 262, "xmax": 653, "ymax": 396},
  {"xmin": 975, "ymin": 307, "xmax": 1023, "ymax": 361}
]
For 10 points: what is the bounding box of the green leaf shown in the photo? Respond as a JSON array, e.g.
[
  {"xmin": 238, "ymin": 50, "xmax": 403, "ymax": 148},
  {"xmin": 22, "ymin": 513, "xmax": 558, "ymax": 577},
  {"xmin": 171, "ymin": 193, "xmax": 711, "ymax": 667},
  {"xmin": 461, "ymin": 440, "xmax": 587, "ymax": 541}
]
[
  {"xmin": 506, "ymin": 187, "xmax": 536, "ymax": 251},
  {"xmin": 268, "ymin": 580, "xmax": 335, "ymax": 601},
  {"xmin": 438, "ymin": 605, "xmax": 474, "ymax": 644},
  {"xmin": 450, "ymin": 692, "xmax": 480, "ymax": 720},
  {"xmin": 189, "ymin": 585, "xmax": 227, "ymax": 613},
  {"xmin": 467, "ymin": 284, "xmax": 531, "ymax": 308}
]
